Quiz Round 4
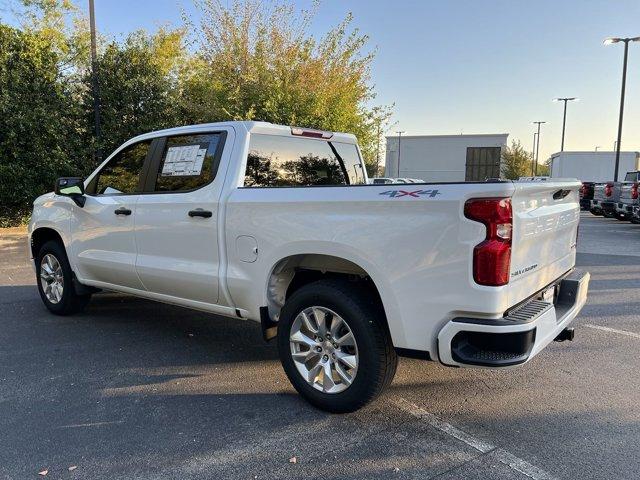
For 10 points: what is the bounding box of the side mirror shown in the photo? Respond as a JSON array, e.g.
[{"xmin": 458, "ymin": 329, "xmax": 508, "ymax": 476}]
[{"xmin": 55, "ymin": 177, "xmax": 86, "ymax": 207}]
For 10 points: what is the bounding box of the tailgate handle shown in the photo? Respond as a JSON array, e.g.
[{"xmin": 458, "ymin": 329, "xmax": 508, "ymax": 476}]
[{"xmin": 553, "ymin": 189, "xmax": 571, "ymax": 200}]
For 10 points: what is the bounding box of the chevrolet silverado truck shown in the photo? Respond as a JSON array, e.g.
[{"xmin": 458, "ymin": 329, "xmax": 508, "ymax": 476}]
[
  {"xmin": 591, "ymin": 181, "xmax": 620, "ymax": 218},
  {"xmin": 28, "ymin": 122, "xmax": 589, "ymax": 412},
  {"xmin": 615, "ymin": 172, "xmax": 640, "ymax": 221}
]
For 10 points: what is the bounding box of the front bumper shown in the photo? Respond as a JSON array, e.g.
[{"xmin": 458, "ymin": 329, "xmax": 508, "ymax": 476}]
[{"xmin": 437, "ymin": 269, "xmax": 590, "ymax": 368}]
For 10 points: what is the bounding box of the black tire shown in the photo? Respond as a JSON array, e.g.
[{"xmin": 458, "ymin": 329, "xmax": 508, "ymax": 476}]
[
  {"xmin": 589, "ymin": 209, "xmax": 602, "ymax": 216},
  {"xmin": 615, "ymin": 213, "xmax": 628, "ymax": 221},
  {"xmin": 277, "ymin": 278, "xmax": 397, "ymax": 413},
  {"xmin": 631, "ymin": 218, "xmax": 640, "ymax": 224},
  {"xmin": 36, "ymin": 240, "xmax": 91, "ymax": 315}
]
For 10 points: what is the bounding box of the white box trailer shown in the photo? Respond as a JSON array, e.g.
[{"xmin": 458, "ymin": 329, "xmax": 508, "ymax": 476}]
[{"xmin": 550, "ymin": 151, "xmax": 640, "ymax": 182}]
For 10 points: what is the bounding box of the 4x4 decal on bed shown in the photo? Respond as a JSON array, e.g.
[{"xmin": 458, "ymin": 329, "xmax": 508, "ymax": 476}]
[{"xmin": 379, "ymin": 189, "xmax": 441, "ymax": 198}]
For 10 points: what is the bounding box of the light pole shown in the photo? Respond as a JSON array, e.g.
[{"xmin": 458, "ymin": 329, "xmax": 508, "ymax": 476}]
[
  {"xmin": 553, "ymin": 97, "xmax": 578, "ymax": 151},
  {"xmin": 532, "ymin": 121, "xmax": 546, "ymax": 175},
  {"xmin": 396, "ymin": 131, "xmax": 406, "ymax": 178},
  {"xmin": 89, "ymin": 0, "xmax": 102, "ymax": 162},
  {"xmin": 531, "ymin": 132, "xmax": 538, "ymax": 175},
  {"xmin": 604, "ymin": 36, "xmax": 640, "ymax": 181}
]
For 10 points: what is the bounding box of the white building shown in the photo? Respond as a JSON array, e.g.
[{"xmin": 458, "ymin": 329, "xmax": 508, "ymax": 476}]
[
  {"xmin": 384, "ymin": 133, "xmax": 509, "ymax": 182},
  {"xmin": 550, "ymin": 151, "xmax": 640, "ymax": 182}
]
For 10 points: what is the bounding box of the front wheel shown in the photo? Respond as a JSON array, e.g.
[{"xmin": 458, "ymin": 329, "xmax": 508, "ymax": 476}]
[
  {"xmin": 277, "ymin": 279, "xmax": 397, "ymax": 413},
  {"xmin": 36, "ymin": 240, "xmax": 91, "ymax": 315}
]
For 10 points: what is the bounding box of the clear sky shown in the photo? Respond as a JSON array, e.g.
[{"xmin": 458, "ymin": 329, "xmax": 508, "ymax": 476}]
[{"xmin": 6, "ymin": 0, "xmax": 640, "ymax": 164}]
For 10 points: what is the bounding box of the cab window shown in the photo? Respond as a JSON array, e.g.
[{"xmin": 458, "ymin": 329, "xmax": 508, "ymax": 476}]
[
  {"xmin": 92, "ymin": 140, "xmax": 151, "ymax": 195},
  {"xmin": 332, "ymin": 142, "xmax": 366, "ymax": 185},
  {"xmin": 152, "ymin": 133, "xmax": 223, "ymax": 192},
  {"xmin": 244, "ymin": 134, "xmax": 348, "ymax": 187}
]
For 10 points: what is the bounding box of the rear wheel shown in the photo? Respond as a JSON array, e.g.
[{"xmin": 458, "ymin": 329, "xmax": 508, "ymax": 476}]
[
  {"xmin": 277, "ymin": 279, "xmax": 397, "ymax": 413},
  {"xmin": 589, "ymin": 209, "xmax": 602, "ymax": 216},
  {"xmin": 36, "ymin": 240, "xmax": 91, "ymax": 315}
]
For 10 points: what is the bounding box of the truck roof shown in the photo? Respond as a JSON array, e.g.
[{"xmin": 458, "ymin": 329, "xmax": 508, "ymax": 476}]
[{"xmin": 126, "ymin": 121, "xmax": 358, "ymax": 145}]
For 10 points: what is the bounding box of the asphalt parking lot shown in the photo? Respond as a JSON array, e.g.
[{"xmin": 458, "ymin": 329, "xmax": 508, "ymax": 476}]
[{"xmin": 1, "ymin": 212, "xmax": 639, "ymax": 480}]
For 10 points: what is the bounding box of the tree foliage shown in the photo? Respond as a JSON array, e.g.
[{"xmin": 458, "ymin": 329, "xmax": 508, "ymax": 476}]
[
  {"xmin": 0, "ymin": 24, "xmax": 80, "ymax": 222},
  {"xmin": 501, "ymin": 140, "xmax": 534, "ymax": 179}
]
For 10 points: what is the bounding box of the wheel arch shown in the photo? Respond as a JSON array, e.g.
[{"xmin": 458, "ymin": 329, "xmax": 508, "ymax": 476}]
[
  {"xmin": 30, "ymin": 227, "xmax": 66, "ymax": 261},
  {"xmin": 262, "ymin": 247, "xmax": 405, "ymax": 347}
]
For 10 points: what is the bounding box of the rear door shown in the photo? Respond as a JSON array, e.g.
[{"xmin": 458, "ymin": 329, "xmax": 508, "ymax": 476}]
[
  {"xmin": 508, "ymin": 181, "xmax": 581, "ymax": 303},
  {"xmin": 133, "ymin": 130, "xmax": 230, "ymax": 304}
]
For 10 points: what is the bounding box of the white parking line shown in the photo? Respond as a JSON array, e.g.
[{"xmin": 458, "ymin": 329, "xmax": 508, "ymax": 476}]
[
  {"xmin": 393, "ymin": 398, "xmax": 557, "ymax": 480},
  {"xmin": 584, "ymin": 324, "xmax": 640, "ymax": 339}
]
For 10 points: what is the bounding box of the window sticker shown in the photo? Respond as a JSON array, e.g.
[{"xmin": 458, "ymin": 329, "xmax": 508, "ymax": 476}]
[{"xmin": 161, "ymin": 144, "xmax": 208, "ymax": 176}]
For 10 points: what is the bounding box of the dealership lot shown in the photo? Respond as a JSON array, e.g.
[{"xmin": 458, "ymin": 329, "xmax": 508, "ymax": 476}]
[{"xmin": 1, "ymin": 212, "xmax": 639, "ymax": 480}]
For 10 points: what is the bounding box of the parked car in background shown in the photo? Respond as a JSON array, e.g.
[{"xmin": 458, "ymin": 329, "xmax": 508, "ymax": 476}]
[
  {"xmin": 615, "ymin": 172, "xmax": 640, "ymax": 221},
  {"xmin": 580, "ymin": 182, "xmax": 595, "ymax": 211},
  {"xmin": 591, "ymin": 182, "xmax": 621, "ymax": 218},
  {"xmin": 370, "ymin": 177, "xmax": 395, "ymax": 184},
  {"xmin": 591, "ymin": 171, "xmax": 640, "ymax": 219},
  {"xmin": 28, "ymin": 121, "xmax": 589, "ymax": 413}
]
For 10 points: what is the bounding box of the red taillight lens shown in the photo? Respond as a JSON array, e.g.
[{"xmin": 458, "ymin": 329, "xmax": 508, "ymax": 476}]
[
  {"xmin": 464, "ymin": 198, "xmax": 512, "ymax": 286},
  {"xmin": 632, "ymin": 183, "xmax": 638, "ymax": 200},
  {"xmin": 605, "ymin": 183, "xmax": 613, "ymax": 197}
]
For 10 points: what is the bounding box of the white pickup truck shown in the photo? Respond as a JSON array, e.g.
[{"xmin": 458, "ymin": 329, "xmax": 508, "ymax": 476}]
[{"xmin": 29, "ymin": 121, "xmax": 589, "ymax": 412}]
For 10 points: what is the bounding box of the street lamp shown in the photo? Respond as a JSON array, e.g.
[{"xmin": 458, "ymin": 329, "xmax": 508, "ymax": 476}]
[
  {"xmin": 396, "ymin": 131, "xmax": 406, "ymax": 177},
  {"xmin": 604, "ymin": 36, "xmax": 640, "ymax": 181},
  {"xmin": 532, "ymin": 121, "xmax": 546, "ymax": 175},
  {"xmin": 531, "ymin": 132, "xmax": 538, "ymax": 176},
  {"xmin": 553, "ymin": 97, "xmax": 578, "ymax": 151}
]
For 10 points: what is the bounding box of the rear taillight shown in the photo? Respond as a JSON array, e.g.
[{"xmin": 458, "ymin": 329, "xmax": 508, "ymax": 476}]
[
  {"xmin": 605, "ymin": 182, "xmax": 613, "ymax": 197},
  {"xmin": 632, "ymin": 183, "xmax": 638, "ymax": 200},
  {"xmin": 464, "ymin": 197, "xmax": 512, "ymax": 286}
]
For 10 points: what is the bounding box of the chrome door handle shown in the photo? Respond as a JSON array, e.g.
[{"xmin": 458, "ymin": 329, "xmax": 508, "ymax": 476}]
[
  {"xmin": 114, "ymin": 207, "xmax": 132, "ymax": 216},
  {"xmin": 188, "ymin": 209, "xmax": 212, "ymax": 218}
]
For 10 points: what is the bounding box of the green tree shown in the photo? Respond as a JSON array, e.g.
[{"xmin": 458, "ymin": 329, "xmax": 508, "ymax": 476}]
[
  {"xmin": 501, "ymin": 140, "xmax": 533, "ymax": 179},
  {"xmin": 83, "ymin": 29, "xmax": 186, "ymax": 161},
  {"xmin": 179, "ymin": 0, "xmax": 391, "ymax": 173},
  {"xmin": 0, "ymin": 24, "xmax": 80, "ymax": 224}
]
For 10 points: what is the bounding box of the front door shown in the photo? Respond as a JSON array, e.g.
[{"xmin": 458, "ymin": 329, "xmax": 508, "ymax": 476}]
[
  {"xmin": 133, "ymin": 130, "xmax": 229, "ymax": 304},
  {"xmin": 71, "ymin": 139, "xmax": 153, "ymax": 289}
]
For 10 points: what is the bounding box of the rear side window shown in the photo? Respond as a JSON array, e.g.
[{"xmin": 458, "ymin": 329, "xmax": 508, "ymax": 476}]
[
  {"xmin": 153, "ymin": 133, "xmax": 222, "ymax": 192},
  {"xmin": 93, "ymin": 140, "xmax": 151, "ymax": 195},
  {"xmin": 331, "ymin": 142, "xmax": 366, "ymax": 185},
  {"xmin": 245, "ymin": 134, "xmax": 348, "ymax": 187}
]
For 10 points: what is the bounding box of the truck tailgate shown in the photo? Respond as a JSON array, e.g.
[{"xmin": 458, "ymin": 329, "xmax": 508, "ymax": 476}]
[{"xmin": 508, "ymin": 181, "xmax": 580, "ymax": 305}]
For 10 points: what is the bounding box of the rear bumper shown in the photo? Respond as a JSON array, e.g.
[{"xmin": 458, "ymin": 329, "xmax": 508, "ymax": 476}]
[
  {"xmin": 591, "ymin": 199, "xmax": 615, "ymax": 212},
  {"xmin": 437, "ymin": 269, "xmax": 590, "ymax": 368},
  {"xmin": 616, "ymin": 202, "xmax": 635, "ymax": 216},
  {"xmin": 579, "ymin": 198, "xmax": 592, "ymax": 210}
]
